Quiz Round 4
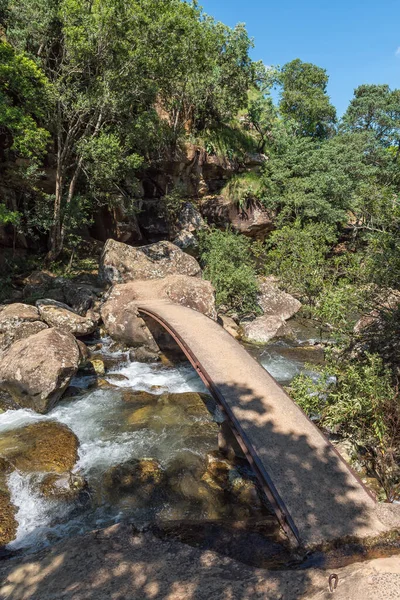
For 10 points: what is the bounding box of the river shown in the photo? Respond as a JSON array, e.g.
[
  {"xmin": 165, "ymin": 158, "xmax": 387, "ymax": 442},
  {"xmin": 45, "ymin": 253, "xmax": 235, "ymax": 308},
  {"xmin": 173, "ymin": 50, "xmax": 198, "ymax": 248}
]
[{"xmin": 0, "ymin": 321, "xmax": 324, "ymax": 556}]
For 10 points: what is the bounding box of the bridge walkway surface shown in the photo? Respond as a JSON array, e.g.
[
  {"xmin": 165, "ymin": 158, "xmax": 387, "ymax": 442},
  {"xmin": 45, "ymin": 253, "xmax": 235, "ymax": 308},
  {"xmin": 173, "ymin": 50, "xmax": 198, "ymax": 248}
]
[{"xmin": 136, "ymin": 299, "xmax": 388, "ymax": 547}]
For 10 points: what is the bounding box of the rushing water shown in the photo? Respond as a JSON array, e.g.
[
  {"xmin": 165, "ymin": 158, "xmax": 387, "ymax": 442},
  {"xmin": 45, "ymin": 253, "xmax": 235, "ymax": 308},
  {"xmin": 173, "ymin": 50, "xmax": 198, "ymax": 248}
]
[{"xmin": 0, "ymin": 330, "xmax": 322, "ymax": 554}]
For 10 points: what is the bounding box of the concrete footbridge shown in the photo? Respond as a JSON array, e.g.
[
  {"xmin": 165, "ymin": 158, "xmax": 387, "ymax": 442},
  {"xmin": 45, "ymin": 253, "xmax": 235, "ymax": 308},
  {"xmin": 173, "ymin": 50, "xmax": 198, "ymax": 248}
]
[{"xmin": 136, "ymin": 298, "xmax": 388, "ymax": 547}]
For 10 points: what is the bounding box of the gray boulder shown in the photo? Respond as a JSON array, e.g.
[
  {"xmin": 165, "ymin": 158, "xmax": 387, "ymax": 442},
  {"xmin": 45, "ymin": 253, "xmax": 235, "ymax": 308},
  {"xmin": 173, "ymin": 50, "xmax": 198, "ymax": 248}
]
[
  {"xmin": 257, "ymin": 277, "xmax": 302, "ymax": 320},
  {"xmin": 0, "ymin": 303, "xmax": 49, "ymax": 351},
  {"xmin": 0, "ymin": 328, "xmax": 81, "ymax": 413},
  {"xmin": 99, "ymin": 239, "xmax": 201, "ymax": 285},
  {"xmin": 242, "ymin": 315, "xmax": 293, "ymax": 344}
]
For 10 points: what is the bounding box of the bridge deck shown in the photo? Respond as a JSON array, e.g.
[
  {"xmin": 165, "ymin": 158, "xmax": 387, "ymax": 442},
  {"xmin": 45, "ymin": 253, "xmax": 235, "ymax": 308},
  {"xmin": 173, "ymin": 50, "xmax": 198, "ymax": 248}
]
[{"xmin": 137, "ymin": 299, "xmax": 386, "ymax": 546}]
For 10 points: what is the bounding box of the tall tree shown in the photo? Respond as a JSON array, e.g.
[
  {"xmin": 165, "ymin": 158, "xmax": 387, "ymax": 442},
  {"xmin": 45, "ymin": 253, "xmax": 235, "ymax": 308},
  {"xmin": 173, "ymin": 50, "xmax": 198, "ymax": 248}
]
[
  {"xmin": 342, "ymin": 84, "xmax": 400, "ymax": 150},
  {"xmin": 279, "ymin": 58, "xmax": 336, "ymax": 139}
]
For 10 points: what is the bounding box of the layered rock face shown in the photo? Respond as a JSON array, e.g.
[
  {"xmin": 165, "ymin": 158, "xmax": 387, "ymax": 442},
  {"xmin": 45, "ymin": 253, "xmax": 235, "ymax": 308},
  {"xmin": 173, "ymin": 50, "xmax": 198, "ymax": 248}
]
[
  {"xmin": 99, "ymin": 239, "xmax": 202, "ymax": 285},
  {"xmin": 200, "ymin": 196, "xmax": 274, "ymax": 240},
  {"xmin": 0, "ymin": 328, "xmax": 81, "ymax": 413}
]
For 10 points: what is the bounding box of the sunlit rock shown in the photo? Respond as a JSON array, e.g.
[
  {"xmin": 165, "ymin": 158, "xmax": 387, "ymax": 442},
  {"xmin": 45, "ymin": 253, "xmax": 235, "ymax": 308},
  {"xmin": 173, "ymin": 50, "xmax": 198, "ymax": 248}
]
[{"xmin": 0, "ymin": 328, "xmax": 82, "ymax": 413}]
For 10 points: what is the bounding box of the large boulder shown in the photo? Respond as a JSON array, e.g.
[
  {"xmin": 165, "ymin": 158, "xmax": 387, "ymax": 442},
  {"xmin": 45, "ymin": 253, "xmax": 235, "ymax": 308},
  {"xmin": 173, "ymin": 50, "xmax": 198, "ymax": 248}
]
[
  {"xmin": 0, "ymin": 328, "xmax": 81, "ymax": 413},
  {"xmin": 0, "ymin": 302, "xmax": 49, "ymax": 351},
  {"xmin": 242, "ymin": 315, "xmax": 293, "ymax": 344},
  {"xmin": 110, "ymin": 275, "xmax": 217, "ymax": 321},
  {"xmin": 100, "ymin": 286, "xmax": 159, "ymax": 350},
  {"xmin": 257, "ymin": 277, "xmax": 302, "ymax": 320},
  {"xmin": 36, "ymin": 299, "xmax": 98, "ymax": 337},
  {"xmin": 99, "ymin": 239, "xmax": 201, "ymax": 285}
]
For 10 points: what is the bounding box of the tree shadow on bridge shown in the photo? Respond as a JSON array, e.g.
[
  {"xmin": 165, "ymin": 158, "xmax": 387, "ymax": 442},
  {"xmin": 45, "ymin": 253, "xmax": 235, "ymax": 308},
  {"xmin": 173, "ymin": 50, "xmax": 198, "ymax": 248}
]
[
  {"xmin": 0, "ymin": 377, "xmax": 380, "ymax": 600},
  {"xmin": 217, "ymin": 379, "xmax": 376, "ymax": 547}
]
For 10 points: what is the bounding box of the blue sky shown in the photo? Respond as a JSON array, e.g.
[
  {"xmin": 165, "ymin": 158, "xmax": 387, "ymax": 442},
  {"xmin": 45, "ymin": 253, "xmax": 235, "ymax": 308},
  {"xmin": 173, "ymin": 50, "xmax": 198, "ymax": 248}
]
[{"xmin": 199, "ymin": 0, "xmax": 400, "ymax": 116}]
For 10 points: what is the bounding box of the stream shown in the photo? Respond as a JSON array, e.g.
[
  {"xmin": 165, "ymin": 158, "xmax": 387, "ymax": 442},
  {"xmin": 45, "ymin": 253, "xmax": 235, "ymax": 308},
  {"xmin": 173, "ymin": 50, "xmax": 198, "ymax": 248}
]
[{"xmin": 0, "ymin": 321, "xmax": 324, "ymax": 557}]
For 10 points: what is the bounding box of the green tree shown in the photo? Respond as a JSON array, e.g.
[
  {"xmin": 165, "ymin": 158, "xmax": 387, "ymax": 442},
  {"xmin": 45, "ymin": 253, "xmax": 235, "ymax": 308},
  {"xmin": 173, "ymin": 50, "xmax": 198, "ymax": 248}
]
[
  {"xmin": 261, "ymin": 132, "xmax": 376, "ymax": 225},
  {"xmin": 342, "ymin": 84, "xmax": 400, "ymax": 150},
  {"xmin": 264, "ymin": 221, "xmax": 337, "ymax": 305},
  {"xmin": 199, "ymin": 228, "xmax": 260, "ymax": 315},
  {"xmin": 279, "ymin": 58, "xmax": 336, "ymax": 139}
]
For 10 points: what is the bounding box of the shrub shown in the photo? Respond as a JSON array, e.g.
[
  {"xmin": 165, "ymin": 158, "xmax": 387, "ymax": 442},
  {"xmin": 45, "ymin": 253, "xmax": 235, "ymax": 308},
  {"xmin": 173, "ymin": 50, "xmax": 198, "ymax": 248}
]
[
  {"xmin": 199, "ymin": 228, "xmax": 260, "ymax": 315},
  {"xmin": 289, "ymin": 354, "xmax": 400, "ymax": 501}
]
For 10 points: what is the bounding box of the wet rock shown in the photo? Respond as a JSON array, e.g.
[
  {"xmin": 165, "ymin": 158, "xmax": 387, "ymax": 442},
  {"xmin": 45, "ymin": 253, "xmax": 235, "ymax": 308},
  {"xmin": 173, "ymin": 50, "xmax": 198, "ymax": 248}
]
[
  {"xmin": 104, "ymin": 458, "xmax": 164, "ymax": 502},
  {"xmin": 0, "ymin": 328, "xmax": 81, "ymax": 413},
  {"xmin": 129, "ymin": 347, "xmax": 160, "ymax": 363},
  {"xmin": 99, "ymin": 239, "xmax": 202, "ymax": 285},
  {"xmin": 0, "ymin": 389, "xmax": 19, "ymax": 412},
  {"xmin": 76, "ymin": 340, "xmax": 90, "ymax": 363},
  {"xmin": 100, "ymin": 285, "xmax": 159, "ymax": 351},
  {"xmin": 241, "ymin": 315, "xmax": 294, "ymax": 344},
  {"xmin": 0, "ymin": 421, "xmax": 79, "ymax": 473},
  {"xmin": 217, "ymin": 314, "xmax": 241, "ymax": 339},
  {"xmin": 257, "ymin": 277, "xmax": 302, "ymax": 320},
  {"xmin": 89, "ymin": 359, "xmax": 105, "ymax": 376},
  {"xmin": 104, "ymin": 373, "xmax": 129, "ymax": 383},
  {"xmin": 0, "ymin": 459, "xmax": 17, "ymax": 546},
  {"xmin": 36, "ymin": 300, "xmax": 98, "ymax": 337},
  {"xmin": 165, "ymin": 451, "xmax": 207, "ymax": 479},
  {"xmin": 230, "ymin": 473, "xmax": 262, "ymax": 508},
  {"xmin": 121, "ymin": 390, "xmax": 158, "ymax": 404},
  {"xmin": 39, "ymin": 472, "xmax": 86, "ymax": 501}
]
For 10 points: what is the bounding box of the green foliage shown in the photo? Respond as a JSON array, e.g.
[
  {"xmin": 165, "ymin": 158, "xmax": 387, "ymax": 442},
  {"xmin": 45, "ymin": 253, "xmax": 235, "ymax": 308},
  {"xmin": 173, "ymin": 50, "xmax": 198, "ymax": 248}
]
[
  {"xmin": 199, "ymin": 228, "xmax": 260, "ymax": 315},
  {"xmin": 264, "ymin": 221, "xmax": 337, "ymax": 305},
  {"xmin": 290, "ymin": 354, "xmax": 400, "ymax": 500},
  {"xmin": 160, "ymin": 186, "xmax": 186, "ymax": 230},
  {"xmin": 0, "ymin": 203, "xmax": 20, "ymax": 225},
  {"xmin": 342, "ymin": 84, "xmax": 400, "ymax": 148},
  {"xmin": 260, "ymin": 132, "xmax": 377, "ymax": 225},
  {"xmin": 278, "ymin": 59, "xmax": 337, "ymax": 139},
  {"xmin": 221, "ymin": 172, "xmax": 260, "ymax": 209},
  {"xmin": 0, "ymin": 40, "xmax": 51, "ymax": 159},
  {"xmin": 199, "ymin": 122, "xmax": 258, "ymax": 161}
]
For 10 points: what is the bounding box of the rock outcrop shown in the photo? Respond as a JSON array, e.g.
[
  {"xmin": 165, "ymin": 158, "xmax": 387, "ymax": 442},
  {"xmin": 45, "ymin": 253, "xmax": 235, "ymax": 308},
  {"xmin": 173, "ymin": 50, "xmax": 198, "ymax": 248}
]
[
  {"xmin": 99, "ymin": 239, "xmax": 202, "ymax": 285},
  {"xmin": 36, "ymin": 300, "xmax": 98, "ymax": 337},
  {"xmin": 200, "ymin": 196, "xmax": 274, "ymax": 240},
  {"xmin": 0, "ymin": 328, "xmax": 82, "ymax": 413}
]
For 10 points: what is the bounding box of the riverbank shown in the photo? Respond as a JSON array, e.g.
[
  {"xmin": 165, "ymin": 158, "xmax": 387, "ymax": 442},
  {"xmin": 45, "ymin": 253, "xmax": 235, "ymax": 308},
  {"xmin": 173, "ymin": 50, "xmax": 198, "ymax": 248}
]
[{"xmin": 1, "ymin": 523, "xmax": 400, "ymax": 600}]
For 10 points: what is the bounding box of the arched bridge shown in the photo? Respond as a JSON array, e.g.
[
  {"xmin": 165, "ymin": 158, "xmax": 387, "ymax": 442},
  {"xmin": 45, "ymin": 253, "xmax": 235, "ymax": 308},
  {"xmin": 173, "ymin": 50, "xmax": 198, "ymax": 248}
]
[{"xmin": 137, "ymin": 299, "xmax": 388, "ymax": 547}]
